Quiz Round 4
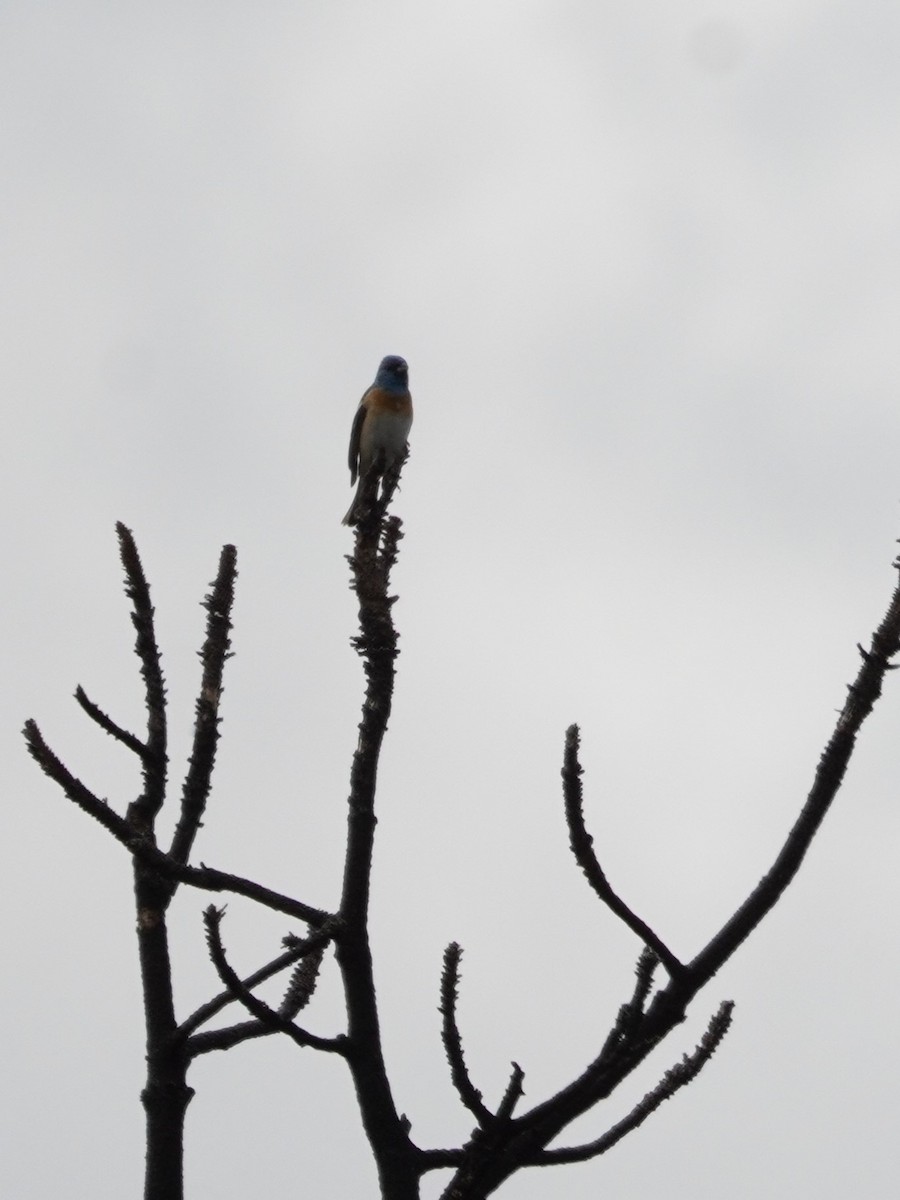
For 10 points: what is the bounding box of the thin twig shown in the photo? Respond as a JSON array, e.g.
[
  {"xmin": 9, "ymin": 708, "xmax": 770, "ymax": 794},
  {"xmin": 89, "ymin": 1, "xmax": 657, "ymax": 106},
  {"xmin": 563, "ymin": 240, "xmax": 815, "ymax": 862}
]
[
  {"xmin": 440, "ymin": 943, "xmax": 493, "ymax": 1127},
  {"xmin": 280, "ymin": 943, "xmax": 326, "ymax": 1019},
  {"xmin": 533, "ymin": 1000, "xmax": 734, "ymax": 1165},
  {"xmin": 495, "ymin": 1063, "xmax": 525, "ymax": 1123},
  {"xmin": 131, "ymin": 843, "xmax": 330, "ymax": 925},
  {"xmin": 180, "ymin": 922, "xmax": 338, "ymax": 1042},
  {"xmin": 598, "ymin": 946, "xmax": 658, "ymax": 1062},
  {"xmin": 679, "ymin": 554, "xmax": 900, "ymax": 993},
  {"xmin": 74, "ymin": 686, "xmax": 148, "ymax": 759},
  {"xmin": 563, "ymin": 725, "xmax": 685, "ymax": 978},
  {"xmin": 24, "ymin": 720, "xmax": 132, "ymax": 840},
  {"xmin": 117, "ymin": 522, "xmax": 168, "ymax": 826},
  {"xmin": 203, "ymin": 907, "xmax": 345, "ymax": 1054},
  {"xmin": 22, "ymin": 722, "xmax": 328, "ymax": 924},
  {"xmin": 170, "ymin": 544, "xmax": 237, "ymax": 866},
  {"xmin": 187, "ymin": 1019, "xmax": 278, "ymax": 1056}
]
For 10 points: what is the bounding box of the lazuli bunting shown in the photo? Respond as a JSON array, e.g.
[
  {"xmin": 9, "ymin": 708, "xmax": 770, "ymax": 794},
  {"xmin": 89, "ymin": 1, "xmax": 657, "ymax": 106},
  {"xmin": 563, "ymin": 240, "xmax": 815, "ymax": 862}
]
[{"xmin": 342, "ymin": 355, "xmax": 413, "ymax": 526}]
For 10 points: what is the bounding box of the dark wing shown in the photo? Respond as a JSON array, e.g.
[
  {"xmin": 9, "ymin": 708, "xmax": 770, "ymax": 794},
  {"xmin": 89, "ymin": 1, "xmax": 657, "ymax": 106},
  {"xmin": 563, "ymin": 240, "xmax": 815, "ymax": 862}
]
[{"xmin": 347, "ymin": 399, "xmax": 368, "ymax": 484}]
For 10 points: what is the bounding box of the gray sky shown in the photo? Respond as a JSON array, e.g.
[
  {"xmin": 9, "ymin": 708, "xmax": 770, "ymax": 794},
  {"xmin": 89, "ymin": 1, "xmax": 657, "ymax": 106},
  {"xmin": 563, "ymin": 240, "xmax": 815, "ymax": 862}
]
[{"xmin": 3, "ymin": 3, "xmax": 900, "ymax": 1197}]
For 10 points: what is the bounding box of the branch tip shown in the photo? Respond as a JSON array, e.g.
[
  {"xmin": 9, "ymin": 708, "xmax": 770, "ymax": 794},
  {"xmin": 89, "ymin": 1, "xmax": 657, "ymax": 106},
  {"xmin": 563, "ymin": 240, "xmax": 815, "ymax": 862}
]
[{"xmin": 496, "ymin": 1062, "xmax": 526, "ymax": 1123}]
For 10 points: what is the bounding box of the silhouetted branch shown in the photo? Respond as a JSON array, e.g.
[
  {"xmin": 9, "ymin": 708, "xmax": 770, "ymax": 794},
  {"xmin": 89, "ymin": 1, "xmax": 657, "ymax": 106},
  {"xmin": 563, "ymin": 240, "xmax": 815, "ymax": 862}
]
[
  {"xmin": 27, "ymin": 453, "xmax": 900, "ymax": 1199},
  {"xmin": 194, "ymin": 1017, "xmax": 278, "ymax": 1056},
  {"xmin": 128, "ymin": 842, "xmax": 330, "ymax": 925},
  {"xmin": 23, "ymin": 719, "xmax": 132, "ymax": 839},
  {"xmin": 187, "ymin": 1018, "xmax": 274, "ymax": 1056},
  {"xmin": 189, "ymin": 937, "xmax": 331, "ymax": 1056},
  {"xmin": 563, "ymin": 725, "xmax": 685, "ymax": 979},
  {"xmin": 280, "ymin": 942, "xmax": 326, "ymax": 1019},
  {"xmin": 376, "ymin": 450, "xmax": 408, "ymax": 519},
  {"xmin": 74, "ymin": 685, "xmax": 148, "ymax": 758},
  {"xmin": 336, "ymin": 474, "xmax": 421, "ymax": 1200},
  {"xmin": 673, "ymin": 561, "xmax": 900, "ymax": 995},
  {"xmin": 495, "ymin": 1063, "xmax": 525, "ymax": 1123},
  {"xmin": 351, "ymin": 447, "xmax": 409, "ymax": 529},
  {"xmin": 117, "ymin": 521, "xmax": 168, "ymax": 827},
  {"xmin": 440, "ymin": 943, "xmax": 493, "ymax": 1127},
  {"xmin": 630, "ymin": 945, "xmax": 657, "ymax": 1008},
  {"xmin": 203, "ymin": 906, "xmax": 345, "ymax": 1054},
  {"xmin": 22, "ymin": 722, "xmax": 329, "ymax": 925},
  {"xmin": 598, "ymin": 947, "xmax": 658, "ymax": 1062},
  {"xmin": 418, "ymin": 1148, "xmax": 466, "ymax": 1172},
  {"xmin": 181, "ymin": 922, "xmax": 338, "ymax": 1047},
  {"xmin": 182, "ymin": 939, "xmax": 296, "ymax": 1039},
  {"xmin": 437, "ymin": 554, "xmax": 900, "ymax": 1199},
  {"xmin": 24, "ymin": 526, "xmax": 333, "ymax": 1200},
  {"xmin": 533, "ymin": 1000, "xmax": 734, "ymax": 1165},
  {"xmin": 169, "ymin": 544, "xmax": 237, "ymax": 866}
]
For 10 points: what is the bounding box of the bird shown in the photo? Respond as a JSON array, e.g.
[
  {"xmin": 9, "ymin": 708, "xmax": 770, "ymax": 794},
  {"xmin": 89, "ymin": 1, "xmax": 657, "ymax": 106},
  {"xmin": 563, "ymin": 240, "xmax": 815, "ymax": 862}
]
[{"xmin": 342, "ymin": 355, "xmax": 413, "ymax": 526}]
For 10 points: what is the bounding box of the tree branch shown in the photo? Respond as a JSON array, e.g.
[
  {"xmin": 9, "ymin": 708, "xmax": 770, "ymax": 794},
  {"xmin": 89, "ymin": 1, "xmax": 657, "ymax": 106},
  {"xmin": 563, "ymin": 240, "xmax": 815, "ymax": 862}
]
[
  {"xmin": 180, "ymin": 922, "xmax": 338, "ymax": 1044},
  {"xmin": 563, "ymin": 725, "xmax": 685, "ymax": 978},
  {"xmin": 169, "ymin": 544, "xmax": 237, "ymax": 866},
  {"xmin": 129, "ymin": 841, "xmax": 330, "ymax": 925},
  {"xmin": 116, "ymin": 521, "xmax": 168, "ymax": 828},
  {"xmin": 74, "ymin": 685, "xmax": 149, "ymax": 759},
  {"xmin": 440, "ymin": 943, "xmax": 493, "ymax": 1127},
  {"xmin": 598, "ymin": 946, "xmax": 658, "ymax": 1062},
  {"xmin": 187, "ymin": 1018, "xmax": 276, "ymax": 1056},
  {"xmin": 675, "ymin": 565, "xmax": 900, "ymax": 993},
  {"xmin": 495, "ymin": 1063, "xmax": 525, "ymax": 1123},
  {"xmin": 438, "ymin": 551, "xmax": 900, "ymax": 1199},
  {"xmin": 25, "ymin": 525, "xmax": 328, "ymax": 1200},
  {"xmin": 27, "ymin": 466, "xmax": 900, "ymax": 1199},
  {"xmin": 533, "ymin": 1000, "xmax": 734, "ymax": 1165},
  {"xmin": 280, "ymin": 941, "xmax": 326, "ymax": 1020},
  {"xmin": 22, "ymin": 722, "xmax": 330, "ymax": 925},
  {"xmin": 23, "ymin": 719, "xmax": 133, "ymax": 840},
  {"xmin": 335, "ymin": 473, "xmax": 420, "ymax": 1199},
  {"xmin": 203, "ymin": 906, "xmax": 345, "ymax": 1054},
  {"xmin": 419, "ymin": 1148, "xmax": 466, "ymax": 1172}
]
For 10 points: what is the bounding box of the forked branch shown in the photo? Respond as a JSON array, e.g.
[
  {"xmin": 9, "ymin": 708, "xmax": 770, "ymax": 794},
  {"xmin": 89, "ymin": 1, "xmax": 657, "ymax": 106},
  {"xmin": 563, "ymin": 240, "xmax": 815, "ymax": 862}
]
[
  {"xmin": 533, "ymin": 1000, "xmax": 734, "ymax": 1165},
  {"xmin": 24, "ymin": 526, "xmax": 331, "ymax": 1200},
  {"xmin": 434, "ymin": 548, "xmax": 900, "ymax": 1198},
  {"xmin": 25, "ymin": 484, "xmax": 900, "ymax": 1200}
]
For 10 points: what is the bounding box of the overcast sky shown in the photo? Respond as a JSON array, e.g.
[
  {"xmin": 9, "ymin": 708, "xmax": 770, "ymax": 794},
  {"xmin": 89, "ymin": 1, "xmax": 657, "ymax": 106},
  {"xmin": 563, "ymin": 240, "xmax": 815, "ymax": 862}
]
[{"xmin": 3, "ymin": 3, "xmax": 900, "ymax": 1197}]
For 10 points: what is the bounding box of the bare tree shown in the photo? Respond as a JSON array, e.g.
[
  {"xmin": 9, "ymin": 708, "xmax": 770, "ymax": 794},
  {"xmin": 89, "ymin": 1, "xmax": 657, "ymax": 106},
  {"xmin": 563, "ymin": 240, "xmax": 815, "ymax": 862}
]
[{"xmin": 24, "ymin": 465, "xmax": 900, "ymax": 1200}]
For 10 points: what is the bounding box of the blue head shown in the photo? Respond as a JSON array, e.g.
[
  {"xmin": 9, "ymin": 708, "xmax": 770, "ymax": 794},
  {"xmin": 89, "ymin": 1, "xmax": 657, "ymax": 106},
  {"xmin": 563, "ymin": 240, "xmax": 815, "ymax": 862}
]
[{"xmin": 374, "ymin": 355, "xmax": 409, "ymax": 392}]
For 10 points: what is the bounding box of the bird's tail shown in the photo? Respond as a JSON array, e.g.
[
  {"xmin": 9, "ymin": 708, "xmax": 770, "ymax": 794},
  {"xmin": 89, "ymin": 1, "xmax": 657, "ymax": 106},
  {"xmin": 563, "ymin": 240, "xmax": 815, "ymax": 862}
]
[{"xmin": 341, "ymin": 478, "xmax": 365, "ymax": 526}]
